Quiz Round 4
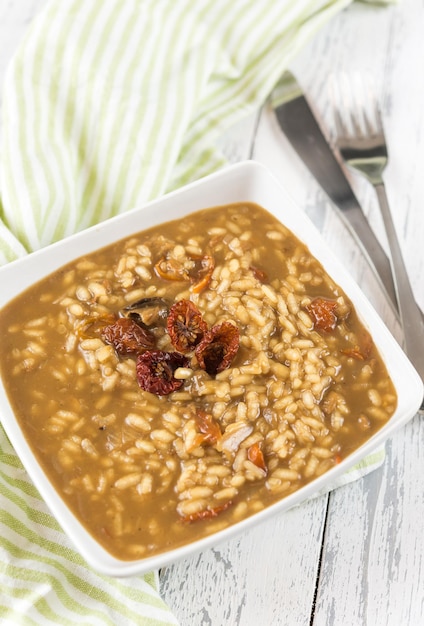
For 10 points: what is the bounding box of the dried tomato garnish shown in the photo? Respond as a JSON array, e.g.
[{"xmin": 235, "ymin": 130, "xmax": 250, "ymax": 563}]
[
  {"xmin": 195, "ymin": 321, "xmax": 239, "ymax": 375},
  {"xmin": 101, "ymin": 317, "xmax": 155, "ymax": 354},
  {"xmin": 154, "ymin": 256, "xmax": 191, "ymax": 282},
  {"xmin": 180, "ymin": 500, "xmax": 233, "ymax": 523},
  {"xmin": 136, "ymin": 350, "xmax": 189, "ymax": 395},
  {"xmin": 154, "ymin": 251, "xmax": 215, "ymax": 293},
  {"xmin": 195, "ymin": 410, "xmax": 222, "ymax": 446},
  {"xmin": 247, "ymin": 442, "xmax": 267, "ymax": 473},
  {"xmin": 250, "ymin": 265, "xmax": 268, "ymax": 283},
  {"xmin": 190, "ymin": 254, "xmax": 215, "ymax": 294},
  {"xmin": 341, "ymin": 329, "xmax": 374, "ymax": 360},
  {"xmin": 185, "ymin": 410, "xmax": 222, "ymax": 452},
  {"xmin": 306, "ymin": 297, "xmax": 338, "ymax": 332},
  {"xmin": 341, "ymin": 345, "xmax": 366, "ymax": 360},
  {"xmin": 167, "ymin": 299, "xmax": 207, "ymax": 352}
]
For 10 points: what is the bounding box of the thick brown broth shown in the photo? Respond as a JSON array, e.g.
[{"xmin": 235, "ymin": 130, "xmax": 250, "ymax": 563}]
[{"xmin": 0, "ymin": 203, "xmax": 397, "ymax": 560}]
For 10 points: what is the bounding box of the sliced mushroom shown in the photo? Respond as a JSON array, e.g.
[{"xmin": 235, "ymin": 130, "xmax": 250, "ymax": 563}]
[{"xmin": 120, "ymin": 297, "xmax": 170, "ymax": 327}]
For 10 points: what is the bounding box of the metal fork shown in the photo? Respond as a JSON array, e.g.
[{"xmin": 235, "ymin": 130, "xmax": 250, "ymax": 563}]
[{"xmin": 330, "ymin": 72, "xmax": 424, "ymax": 412}]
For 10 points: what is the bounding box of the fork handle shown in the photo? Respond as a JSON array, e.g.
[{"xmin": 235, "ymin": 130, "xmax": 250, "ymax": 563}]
[{"xmin": 375, "ymin": 183, "xmax": 424, "ymax": 382}]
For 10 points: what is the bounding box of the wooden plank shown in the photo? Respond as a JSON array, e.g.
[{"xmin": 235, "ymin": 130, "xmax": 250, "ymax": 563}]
[
  {"xmin": 160, "ymin": 497, "xmax": 329, "ymax": 626},
  {"xmin": 313, "ymin": 416, "xmax": 424, "ymax": 626}
]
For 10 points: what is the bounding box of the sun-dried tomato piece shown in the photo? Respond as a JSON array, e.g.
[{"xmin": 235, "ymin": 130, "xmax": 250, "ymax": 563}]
[
  {"xmin": 136, "ymin": 350, "xmax": 189, "ymax": 395},
  {"xmin": 154, "ymin": 251, "xmax": 215, "ymax": 293},
  {"xmin": 154, "ymin": 256, "xmax": 191, "ymax": 282},
  {"xmin": 341, "ymin": 345, "xmax": 366, "ymax": 360},
  {"xmin": 306, "ymin": 297, "xmax": 338, "ymax": 332},
  {"xmin": 195, "ymin": 321, "xmax": 239, "ymax": 376},
  {"xmin": 185, "ymin": 410, "xmax": 222, "ymax": 452},
  {"xmin": 101, "ymin": 317, "xmax": 155, "ymax": 354},
  {"xmin": 180, "ymin": 500, "xmax": 233, "ymax": 523},
  {"xmin": 341, "ymin": 329, "xmax": 374, "ymax": 360},
  {"xmin": 167, "ymin": 299, "xmax": 207, "ymax": 352},
  {"xmin": 247, "ymin": 442, "xmax": 267, "ymax": 473},
  {"xmin": 250, "ymin": 265, "xmax": 268, "ymax": 283},
  {"xmin": 195, "ymin": 410, "xmax": 222, "ymax": 446},
  {"xmin": 190, "ymin": 254, "xmax": 215, "ymax": 294}
]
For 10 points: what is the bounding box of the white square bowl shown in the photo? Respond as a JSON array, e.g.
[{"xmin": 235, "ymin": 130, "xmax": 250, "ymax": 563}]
[{"xmin": 0, "ymin": 160, "xmax": 422, "ymax": 577}]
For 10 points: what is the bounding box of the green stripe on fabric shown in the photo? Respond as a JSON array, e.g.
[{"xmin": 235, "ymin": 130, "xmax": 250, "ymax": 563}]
[
  {"xmin": 344, "ymin": 449, "xmax": 386, "ymax": 473},
  {"xmin": 0, "ymin": 512, "xmax": 85, "ymax": 566},
  {"xmin": 145, "ymin": 3, "xmax": 226, "ymax": 202},
  {"xmin": 0, "ymin": 466, "xmax": 46, "ymax": 503},
  {"xmin": 0, "ymin": 219, "xmax": 29, "ymax": 263},
  {"xmin": 28, "ymin": 2, "xmax": 64, "ymax": 241},
  {"xmin": 0, "ymin": 439, "xmax": 32, "ymax": 471},
  {"xmin": 114, "ymin": 3, "xmax": 195, "ymax": 208},
  {"xmin": 172, "ymin": 146, "xmax": 226, "ymax": 190},
  {"xmin": 93, "ymin": 0, "xmax": 187, "ymax": 219},
  {"xmin": 80, "ymin": 1, "xmax": 163, "ymax": 225},
  {"xmin": 76, "ymin": 4, "xmax": 132, "ymax": 218},
  {"xmin": 0, "ymin": 564, "xmax": 117, "ymax": 626},
  {"xmin": 0, "ymin": 558, "xmax": 115, "ymax": 624},
  {"xmin": 175, "ymin": 0, "xmax": 350, "ymax": 170},
  {"xmin": 0, "ymin": 473, "xmax": 59, "ymax": 528},
  {"xmin": 108, "ymin": 575, "xmax": 168, "ymax": 611},
  {"xmin": 37, "ymin": 1, "xmax": 91, "ymax": 244},
  {"xmin": 0, "ymin": 583, "xmax": 83, "ymax": 626},
  {"xmin": 9, "ymin": 2, "xmax": 61, "ymax": 250},
  {"xmin": 1, "ymin": 83, "xmax": 32, "ymax": 252},
  {"xmin": 82, "ymin": 4, "xmax": 146, "ymax": 221},
  {"xmin": 0, "ymin": 605, "xmax": 40, "ymax": 626},
  {"xmin": 0, "ymin": 532, "xmax": 165, "ymax": 624},
  {"xmin": 0, "ymin": 511, "xmax": 169, "ymax": 615},
  {"xmin": 49, "ymin": 1, "xmax": 116, "ymax": 243}
]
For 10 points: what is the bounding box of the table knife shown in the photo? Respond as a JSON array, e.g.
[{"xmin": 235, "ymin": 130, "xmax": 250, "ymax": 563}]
[{"xmin": 271, "ymin": 71, "xmax": 399, "ymax": 316}]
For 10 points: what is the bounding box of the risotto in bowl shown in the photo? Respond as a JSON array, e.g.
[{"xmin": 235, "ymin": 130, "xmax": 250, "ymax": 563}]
[{"xmin": 0, "ymin": 161, "xmax": 422, "ymax": 577}]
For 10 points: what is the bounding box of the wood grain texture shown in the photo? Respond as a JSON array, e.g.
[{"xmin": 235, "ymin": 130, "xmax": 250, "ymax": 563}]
[
  {"xmin": 161, "ymin": 498, "xmax": 328, "ymax": 626},
  {"xmin": 314, "ymin": 417, "xmax": 424, "ymax": 626},
  {"xmin": 1, "ymin": 1, "xmax": 423, "ymax": 625}
]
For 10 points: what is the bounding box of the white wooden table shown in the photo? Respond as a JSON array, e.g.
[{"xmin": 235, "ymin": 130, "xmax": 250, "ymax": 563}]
[{"xmin": 1, "ymin": 1, "xmax": 423, "ymax": 625}]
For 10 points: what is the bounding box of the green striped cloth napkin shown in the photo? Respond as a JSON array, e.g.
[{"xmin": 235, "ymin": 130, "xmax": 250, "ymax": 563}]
[{"xmin": 0, "ymin": 0, "xmax": 394, "ymax": 623}]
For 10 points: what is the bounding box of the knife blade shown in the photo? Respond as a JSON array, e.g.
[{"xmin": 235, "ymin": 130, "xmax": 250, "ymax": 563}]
[{"xmin": 271, "ymin": 71, "xmax": 399, "ymax": 316}]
